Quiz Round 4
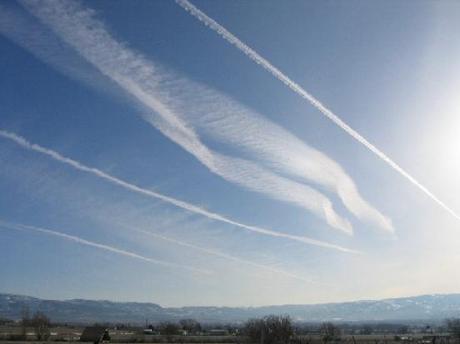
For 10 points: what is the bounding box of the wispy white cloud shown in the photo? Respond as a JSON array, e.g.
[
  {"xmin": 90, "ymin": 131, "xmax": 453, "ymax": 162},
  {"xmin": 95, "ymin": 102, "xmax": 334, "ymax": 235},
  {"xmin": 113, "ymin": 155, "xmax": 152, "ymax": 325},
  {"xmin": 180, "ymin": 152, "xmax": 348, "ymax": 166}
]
[
  {"xmin": 14, "ymin": 0, "xmax": 353, "ymax": 235},
  {"xmin": 0, "ymin": 3, "xmax": 115, "ymax": 97},
  {"xmin": 0, "ymin": 130, "xmax": 359, "ymax": 254},
  {"xmin": 175, "ymin": 0, "xmax": 460, "ymax": 223},
  {"xmin": 132, "ymin": 227, "xmax": 317, "ymax": 284},
  {"xmin": 151, "ymin": 72, "xmax": 393, "ymax": 233},
  {"xmin": 0, "ymin": 219, "xmax": 211, "ymax": 274},
  {"xmin": 0, "ymin": 1, "xmax": 388, "ymax": 233},
  {"xmin": 0, "ymin": 150, "xmax": 323, "ymax": 286}
]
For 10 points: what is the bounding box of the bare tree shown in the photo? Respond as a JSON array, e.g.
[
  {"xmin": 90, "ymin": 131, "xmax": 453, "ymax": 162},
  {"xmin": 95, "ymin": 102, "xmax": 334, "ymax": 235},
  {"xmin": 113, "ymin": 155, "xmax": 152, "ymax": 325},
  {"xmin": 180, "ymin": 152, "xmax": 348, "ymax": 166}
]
[
  {"xmin": 447, "ymin": 319, "xmax": 460, "ymax": 343},
  {"xmin": 20, "ymin": 306, "xmax": 31, "ymax": 340},
  {"xmin": 159, "ymin": 322, "xmax": 180, "ymax": 336},
  {"xmin": 244, "ymin": 315, "xmax": 293, "ymax": 344},
  {"xmin": 320, "ymin": 323, "xmax": 340, "ymax": 343},
  {"xmin": 179, "ymin": 319, "xmax": 201, "ymax": 334},
  {"xmin": 30, "ymin": 311, "xmax": 51, "ymax": 341}
]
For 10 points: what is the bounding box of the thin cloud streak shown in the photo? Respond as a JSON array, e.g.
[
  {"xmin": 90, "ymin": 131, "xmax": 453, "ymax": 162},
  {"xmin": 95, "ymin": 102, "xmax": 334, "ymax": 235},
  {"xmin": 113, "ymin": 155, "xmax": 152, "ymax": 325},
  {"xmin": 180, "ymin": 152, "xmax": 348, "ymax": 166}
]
[
  {"xmin": 134, "ymin": 228, "xmax": 316, "ymax": 284},
  {"xmin": 16, "ymin": 0, "xmax": 352, "ymax": 234},
  {"xmin": 0, "ymin": 220, "xmax": 210, "ymax": 274},
  {"xmin": 0, "ymin": 2, "xmax": 365, "ymax": 232},
  {"xmin": 0, "ymin": 130, "xmax": 360, "ymax": 254},
  {"xmin": 0, "ymin": 3, "xmax": 115, "ymax": 97},
  {"xmin": 157, "ymin": 73, "xmax": 392, "ymax": 233},
  {"xmin": 176, "ymin": 0, "xmax": 460, "ymax": 222}
]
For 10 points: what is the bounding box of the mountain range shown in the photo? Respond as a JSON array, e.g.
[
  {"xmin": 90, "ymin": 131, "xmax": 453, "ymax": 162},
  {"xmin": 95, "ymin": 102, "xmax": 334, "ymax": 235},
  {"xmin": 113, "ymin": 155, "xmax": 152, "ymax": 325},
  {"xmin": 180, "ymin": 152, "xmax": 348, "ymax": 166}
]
[{"xmin": 1, "ymin": 293, "xmax": 460, "ymax": 324}]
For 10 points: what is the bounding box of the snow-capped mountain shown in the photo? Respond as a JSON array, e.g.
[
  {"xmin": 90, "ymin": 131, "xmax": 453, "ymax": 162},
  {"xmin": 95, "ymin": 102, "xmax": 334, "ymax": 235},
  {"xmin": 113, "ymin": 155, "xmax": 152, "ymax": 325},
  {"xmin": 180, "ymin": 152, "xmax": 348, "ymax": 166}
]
[{"xmin": 1, "ymin": 293, "xmax": 460, "ymax": 323}]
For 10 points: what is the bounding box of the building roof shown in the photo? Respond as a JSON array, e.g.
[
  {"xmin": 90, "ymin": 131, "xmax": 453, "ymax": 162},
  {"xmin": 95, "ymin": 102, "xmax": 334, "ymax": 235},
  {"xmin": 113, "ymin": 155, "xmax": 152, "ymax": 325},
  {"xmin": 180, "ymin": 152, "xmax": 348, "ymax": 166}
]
[{"xmin": 80, "ymin": 326, "xmax": 107, "ymax": 342}]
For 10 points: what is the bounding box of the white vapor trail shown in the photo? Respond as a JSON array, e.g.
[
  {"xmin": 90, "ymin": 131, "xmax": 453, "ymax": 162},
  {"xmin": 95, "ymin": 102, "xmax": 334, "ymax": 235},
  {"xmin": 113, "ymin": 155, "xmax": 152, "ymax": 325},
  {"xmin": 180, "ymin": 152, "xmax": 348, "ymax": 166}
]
[
  {"xmin": 175, "ymin": 0, "xmax": 460, "ymax": 222},
  {"xmin": 0, "ymin": 130, "xmax": 359, "ymax": 254},
  {"xmin": 0, "ymin": 220, "xmax": 210, "ymax": 274},
  {"xmin": 152, "ymin": 74, "xmax": 393, "ymax": 233},
  {"xmin": 0, "ymin": 3, "xmax": 115, "ymax": 97},
  {"xmin": 16, "ymin": 0, "xmax": 353, "ymax": 234},
  {"xmin": 134, "ymin": 228, "xmax": 316, "ymax": 284}
]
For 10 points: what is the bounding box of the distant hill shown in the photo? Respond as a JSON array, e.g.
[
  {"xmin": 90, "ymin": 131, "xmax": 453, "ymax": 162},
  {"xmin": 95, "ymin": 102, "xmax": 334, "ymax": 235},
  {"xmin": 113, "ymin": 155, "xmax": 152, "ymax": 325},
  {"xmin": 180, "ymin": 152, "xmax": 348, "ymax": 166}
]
[{"xmin": 1, "ymin": 293, "xmax": 460, "ymax": 324}]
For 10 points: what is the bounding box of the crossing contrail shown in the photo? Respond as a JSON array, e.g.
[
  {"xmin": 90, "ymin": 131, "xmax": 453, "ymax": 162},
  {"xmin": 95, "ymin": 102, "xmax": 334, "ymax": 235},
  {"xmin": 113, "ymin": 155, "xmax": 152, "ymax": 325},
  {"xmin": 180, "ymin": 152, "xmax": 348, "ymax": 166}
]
[
  {"xmin": 0, "ymin": 130, "xmax": 359, "ymax": 254},
  {"xmin": 15, "ymin": 0, "xmax": 352, "ymax": 234},
  {"xmin": 175, "ymin": 0, "xmax": 460, "ymax": 222},
  {"xmin": 0, "ymin": 220, "xmax": 210, "ymax": 274}
]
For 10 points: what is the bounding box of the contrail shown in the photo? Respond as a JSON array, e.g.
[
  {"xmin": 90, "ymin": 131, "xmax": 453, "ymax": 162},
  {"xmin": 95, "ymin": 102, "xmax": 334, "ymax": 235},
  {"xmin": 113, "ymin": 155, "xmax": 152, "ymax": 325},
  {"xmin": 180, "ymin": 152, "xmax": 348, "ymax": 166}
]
[
  {"xmin": 14, "ymin": 0, "xmax": 352, "ymax": 234},
  {"xmin": 0, "ymin": 220, "xmax": 210, "ymax": 274},
  {"xmin": 0, "ymin": 130, "xmax": 359, "ymax": 254},
  {"xmin": 133, "ymin": 227, "xmax": 317, "ymax": 284},
  {"xmin": 152, "ymin": 74, "xmax": 392, "ymax": 233},
  {"xmin": 176, "ymin": 0, "xmax": 460, "ymax": 222}
]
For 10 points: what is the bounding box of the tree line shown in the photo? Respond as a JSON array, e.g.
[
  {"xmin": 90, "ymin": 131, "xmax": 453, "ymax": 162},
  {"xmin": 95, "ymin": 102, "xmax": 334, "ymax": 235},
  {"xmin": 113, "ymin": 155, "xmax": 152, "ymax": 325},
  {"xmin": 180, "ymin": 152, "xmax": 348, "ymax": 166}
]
[{"xmin": 10, "ymin": 307, "xmax": 460, "ymax": 344}]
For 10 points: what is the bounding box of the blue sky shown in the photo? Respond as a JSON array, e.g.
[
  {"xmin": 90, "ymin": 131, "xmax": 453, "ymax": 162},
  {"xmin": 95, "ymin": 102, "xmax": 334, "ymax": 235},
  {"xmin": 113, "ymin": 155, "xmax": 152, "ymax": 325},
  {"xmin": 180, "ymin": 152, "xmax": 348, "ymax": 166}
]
[{"xmin": 0, "ymin": 0, "xmax": 459, "ymax": 307}]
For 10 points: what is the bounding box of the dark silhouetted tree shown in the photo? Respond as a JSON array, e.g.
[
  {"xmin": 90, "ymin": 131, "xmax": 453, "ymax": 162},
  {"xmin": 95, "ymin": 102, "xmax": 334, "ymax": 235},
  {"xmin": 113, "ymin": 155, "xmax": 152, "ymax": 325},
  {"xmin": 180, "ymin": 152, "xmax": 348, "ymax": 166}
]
[
  {"xmin": 30, "ymin": 311, "xmax": 51, "ymax": 340},
  {"xmin": 244, "ymin": 315, "xmax": 293, "ymax": 344},
  {"xmin": 20, "ymin": 306, "xmax": 31, "ymax": 340},
  {"xmin": 447, "ymin": 319, "xmax": 460, "ymax": 342},
  {"xmin": 320, "ymin": 323, "xmax": 340, "ymax": 343},
  {"xmin": 159, "ymin": 322, "xmax": 180, "ymax": 336},
  {"xmin": 179, "ymin": 319, "xmax": 201, "ymax": 334}
]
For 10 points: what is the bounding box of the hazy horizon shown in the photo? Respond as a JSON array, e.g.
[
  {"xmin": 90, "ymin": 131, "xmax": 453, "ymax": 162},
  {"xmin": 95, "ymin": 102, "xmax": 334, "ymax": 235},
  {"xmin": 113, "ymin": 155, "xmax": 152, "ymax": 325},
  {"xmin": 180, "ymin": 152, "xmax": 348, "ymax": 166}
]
[{"xmin": 3, "ymin": 290, "xmax": 460, "ymax": 309}]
